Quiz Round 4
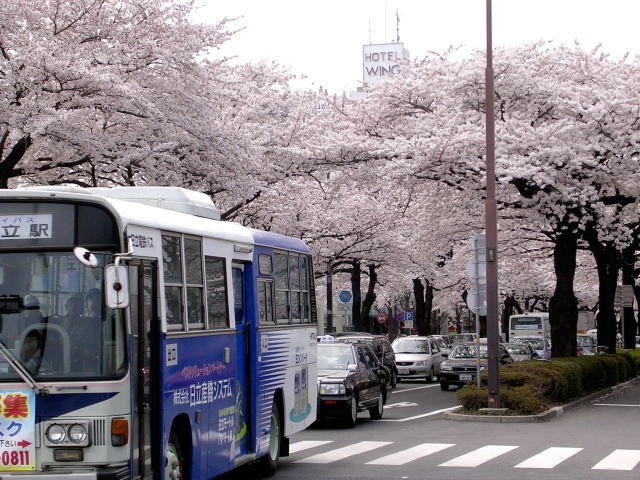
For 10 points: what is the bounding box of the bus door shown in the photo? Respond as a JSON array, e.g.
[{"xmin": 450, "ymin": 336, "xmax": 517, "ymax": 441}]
[
  {"xmin": 129, "ymin": 260, "xmax": 160, "ymax": 479},
  {"xmin": 232, "ymin": 263, "xmax": 250, "ymax": 458}
]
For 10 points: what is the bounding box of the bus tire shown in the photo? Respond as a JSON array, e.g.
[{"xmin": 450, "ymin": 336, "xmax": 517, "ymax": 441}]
[
  {"xmin": 259, "ymin": 401, "xmax": 282, "ymax": 476},
  {"xmin": 166, "ymin": 429, "xmax": 186, "ymax": 480}
]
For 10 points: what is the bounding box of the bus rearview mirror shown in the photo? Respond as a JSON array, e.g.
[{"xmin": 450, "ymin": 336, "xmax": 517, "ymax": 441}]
[{"xmin": 104, "ymin": 265, "xmax": 130, "ymax": 309}]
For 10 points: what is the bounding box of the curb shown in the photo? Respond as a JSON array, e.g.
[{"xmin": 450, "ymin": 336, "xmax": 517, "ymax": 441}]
[{"xmin": 443, "ymin": 377, "xmax": 639, "ymax": 423}]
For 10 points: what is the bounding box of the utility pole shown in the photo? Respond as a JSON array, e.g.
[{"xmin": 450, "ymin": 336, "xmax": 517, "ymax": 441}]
[{"xmin": 485, "ymin": 0, "xmax": 500, "ymax": 408}]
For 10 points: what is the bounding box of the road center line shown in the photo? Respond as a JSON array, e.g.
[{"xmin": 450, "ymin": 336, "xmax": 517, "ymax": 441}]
[
  {"xmin": 394, "ymin": 384, "xmax": 443, "ymax": 393},
  {"xmin": 379, "ymin": 405, "xmax": 459, "ymax": 422}
]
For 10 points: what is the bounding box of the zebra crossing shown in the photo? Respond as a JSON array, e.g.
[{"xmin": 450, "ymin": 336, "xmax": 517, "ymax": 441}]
[{"xmin": 288, "ymin": 440, "xmax": 640, "ymax": 471}]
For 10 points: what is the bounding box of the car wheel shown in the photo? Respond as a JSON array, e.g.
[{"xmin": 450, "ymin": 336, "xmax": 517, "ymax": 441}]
[
  {"xmin": 259, "ymin": 401, "xmax": 282, "ymax": 476},
  {"xmin": 369, "ymin": 393, "xmax": 384, "ymax": 420},
  {"xmin": 440, "ymin": 381, "xmax": 449, "ymax": 391},
  {"xmin": 344, "ymin": 393, "xmax": 358, "ymax": 428},
  {"xmin": 426, "ymin": 367, "xmax": 434, "ymax": 383},
  {"xmin": 390, "ymin": 369, "xmax": 397, "ymax": 388}
]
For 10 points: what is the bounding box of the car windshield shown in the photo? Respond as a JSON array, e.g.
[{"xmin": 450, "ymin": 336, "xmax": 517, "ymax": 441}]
[
  {"xmin": 392, "ymin": 339, "xmax": 429, "ymax": 354},
  {"xmin": 318, "ymin": 344, "xmax": 355, "ymax": 370},
  {"xmin": 512, "ymin": 337, "xmax": 546, "ymax": 350},
  {"xmin": 505, "ymin": 344, "xmax": 530, "ymax": 356},
  {"xmin": 450, "ymin": 334, "xmax": 476, "ymax": 345},
  {"xmin": 450, "ymin": 344, "xmax": 488, "ymax": 359},
  {"xmin": 577, "ymin": 336, "xmax": 594, "ymax": 347}
]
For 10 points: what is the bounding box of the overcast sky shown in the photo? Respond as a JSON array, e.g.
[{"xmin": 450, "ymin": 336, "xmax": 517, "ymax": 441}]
[{"xmin": 197, "ymin": 0, "xmax": 639, "ymax": 94}]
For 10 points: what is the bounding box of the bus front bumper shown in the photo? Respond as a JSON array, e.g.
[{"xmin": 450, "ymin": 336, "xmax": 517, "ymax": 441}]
[{"xmin": 0, "ymin": 466, "xmax": 129, "ymax": 480}]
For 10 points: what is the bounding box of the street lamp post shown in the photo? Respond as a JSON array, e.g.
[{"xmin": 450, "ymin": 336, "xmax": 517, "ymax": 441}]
[{"xmin": 485, "ymin": 0, "xmax": 500, "ymax": 407}]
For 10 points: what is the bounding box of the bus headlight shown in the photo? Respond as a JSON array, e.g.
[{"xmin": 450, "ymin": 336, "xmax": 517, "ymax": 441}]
[
  {"xmin": 43, "ymin": 420, "xmax": 91, "ymax": 447},
  {"xmin": 68, "ymin": 424, "xmax": 88, "ymax": 444},
  {"xmin": 46, "ymin": 424, "xmax": 66, "ymax": 444}
]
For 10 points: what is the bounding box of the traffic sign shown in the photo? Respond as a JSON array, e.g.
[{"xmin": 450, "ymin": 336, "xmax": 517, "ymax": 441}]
[
  {"xmin": 467, "ymin": 285, "xmax": 487, "ymax": 316},
  {"xmin": 405, "ymin": 312, "xmax": 413, "ymax": 322},
  {"xmin": 396, "ymin": 312, "xmax": 404, "ymax": 321},
  {"xmin": 338, "ymin": 290, "xmax": 352, "ymax": 303}
]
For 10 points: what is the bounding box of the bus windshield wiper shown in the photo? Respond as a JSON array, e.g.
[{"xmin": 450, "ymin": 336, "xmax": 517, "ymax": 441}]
[{"xmin": 0, "ymin": 339, "xmax": 49, "ymax": 396}]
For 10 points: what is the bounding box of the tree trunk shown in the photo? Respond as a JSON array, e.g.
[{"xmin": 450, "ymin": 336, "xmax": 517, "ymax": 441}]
[
  {"xmin": 0, "ymin": 135, "xmax": 31, "ymax": 188},
  {"xmin": 501, "ymin": 294, "xmax": 522, "ymax": 342},
  {"xmin": 589, "ymin": 240, "xmax": 620, "ymax": 354},
  {"xmin": 621, "ymin": 246, "xmax": 637, "ymax": 349},
  {"xmin": 359, "ymin": 264, "xmax": 377, "ymax": 331},
  {"xmin": 351, "ymin": 260, "xmax": 362, "ymax": 330},
  {"xmin": 424, "ymin": 279, "xmax": 434, "ymax": 336},
  {"xmin": 413, "ymin": 278, "xmax": 426, "ymax": 335},
  {"xmin": 549, "ymin": 231, "xmax": 578, "ymax": 357}
]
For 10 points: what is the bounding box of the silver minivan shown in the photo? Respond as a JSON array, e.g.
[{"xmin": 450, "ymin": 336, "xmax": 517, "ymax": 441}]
[{"xmin": 391, "ymin": 336, "xmax": 445, "ymax": 382}]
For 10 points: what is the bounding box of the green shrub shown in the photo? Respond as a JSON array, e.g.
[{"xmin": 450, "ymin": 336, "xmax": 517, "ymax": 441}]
[
  {"xmin": 500, "ymin": 385, "xmax": 546, "ymax": 415},
  {"xmin": 456, "ymin": 385, "xmax": 488, "ymax": 411},
  {"xmin": 595, "ymin": 355, "xmax": 619, "ymax": 387},
  {"xmin": 548, "ymin": 360, "xmax": 583, "ymax": 400}
]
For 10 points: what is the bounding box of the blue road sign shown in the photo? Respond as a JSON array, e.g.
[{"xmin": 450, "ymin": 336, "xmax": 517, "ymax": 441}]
[
  {"xmin": 338, "ymin": 290, "xmax": 352, "ymax": 303},
  {"xmin": 405, "ymin": 312, "xmax": 413, "ymax": 322}
]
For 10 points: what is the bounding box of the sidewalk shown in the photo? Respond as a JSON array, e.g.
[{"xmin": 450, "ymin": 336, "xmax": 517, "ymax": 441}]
[{"xmin": 443, "ymin": 376, "xmax": 640, "ymax": 423}]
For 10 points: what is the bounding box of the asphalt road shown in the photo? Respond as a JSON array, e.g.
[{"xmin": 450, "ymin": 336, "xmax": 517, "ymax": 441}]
[{"xmin": 268, "ymin": 377, "xmax": 640, "ymax": 480}]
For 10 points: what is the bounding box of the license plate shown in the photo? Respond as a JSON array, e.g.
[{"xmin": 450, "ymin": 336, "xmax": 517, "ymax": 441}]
[
  {"xmin": 398, "ymin": 368, "xmax": 409, "ymax": 375},
  {"xmin": 459, "ymin": 373, "xmax": 472, "ymax": 381}
]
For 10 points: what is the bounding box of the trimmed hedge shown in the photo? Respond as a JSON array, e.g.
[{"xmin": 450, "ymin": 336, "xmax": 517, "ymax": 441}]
[{"xmin": 457, "ymin": 349, "xmax": 640, "ymax": 415}]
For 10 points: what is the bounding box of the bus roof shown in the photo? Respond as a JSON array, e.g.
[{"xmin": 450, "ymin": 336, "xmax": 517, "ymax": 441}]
[{"xmin": 0, "ymin": 187, "xmax": 309, "ymax": 252}]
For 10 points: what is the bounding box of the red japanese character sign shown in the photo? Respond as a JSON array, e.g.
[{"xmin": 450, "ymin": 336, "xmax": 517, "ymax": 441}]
[{"xmin": 0, "ymin": 390, "xmax": 35, "ymax": 471}]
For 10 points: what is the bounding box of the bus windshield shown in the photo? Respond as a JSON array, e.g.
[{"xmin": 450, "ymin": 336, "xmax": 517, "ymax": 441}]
[{"xmin": 0, "ymin": 251, "xmax": 127, "ymax": 381}]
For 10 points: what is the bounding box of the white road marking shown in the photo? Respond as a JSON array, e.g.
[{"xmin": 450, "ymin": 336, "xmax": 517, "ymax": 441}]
[
  {"xmin": 378, "ymin": 405, "xmax": 459, "ymax": 422},
  {"xmin": 394, "ymin": 384, "xmax": 442, "ymax": 393},
  {"xmin": 384, "ymin": 401, "xmax": 419, "ymax": 408},
  {"xmin": 293, "ymin": 441, "xmax": 392, "ymax": 464},
  {"xmin": 514, "ymin": 447, "xmax": 583, "ymax": 469},
  {"xmin": 592, "ymin": 450, "xmax": 640, "ymax": 470},
  {"xmin": 439, "ymin": 445, "xmax": 519, "ymax": 467},
  {"xmin": 289, "ymin": 440, "xmax": 333, "ymax": 454},
  {"xmin": 593, "ymin": 403, "xmax": 640, "ymax": 407},
  {"xmin": 365, "ymin": 443, "xmax": 455, "ymax": 465}
]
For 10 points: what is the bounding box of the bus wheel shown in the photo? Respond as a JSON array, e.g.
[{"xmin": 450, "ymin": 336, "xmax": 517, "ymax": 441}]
[
  {"xmin": 260, "ymin": 402, "xmax": 281, "ymax": 476},
  {"xmin": 166, "ymin": 430, "xmax": 185, "ymax": 480}
]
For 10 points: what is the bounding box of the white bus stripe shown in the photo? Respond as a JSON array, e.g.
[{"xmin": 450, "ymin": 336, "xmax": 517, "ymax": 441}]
[
  {"xmin": 439, "ymin": 445, "xmax": 519, "ymax": 467},
  {"xmin": 514, "ymin": 447, "xmax": 583, "ymax": 469},
  {"xmin": 366, "ymin": 443, "xmax": 455, "ymax": 465},
  {"xmin": 294, "ymin": 441, "xmax": 392, "ymax": 464},
  {"xmin": 592, "ymin": 450, "xmax": 640, "ymax": 470},
  {"xmin": 289, "ymin": 440, "xmax": 333, "ymax": 454}
]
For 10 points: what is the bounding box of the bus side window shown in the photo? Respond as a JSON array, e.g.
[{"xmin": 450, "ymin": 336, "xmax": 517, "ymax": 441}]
[
  {"xmin": 205, "ymin": 256, "xmax": 229, "ymax": 329},
  {"xmin": 258, "ymin": 280, "xmax": 274, "ymax": 325}
]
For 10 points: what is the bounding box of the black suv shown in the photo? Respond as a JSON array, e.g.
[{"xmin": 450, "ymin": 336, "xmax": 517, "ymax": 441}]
[
  {"xmin": 330, "ymin": 332, "xmax": 398, "ymax": 388},
  {"xmin": 316, "ymin": 341, "xmax": 388, "ymax": 427}
]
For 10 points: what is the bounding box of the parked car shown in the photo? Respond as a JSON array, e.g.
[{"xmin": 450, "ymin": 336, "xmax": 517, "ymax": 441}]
[
  {"xmin": 391, "ymin": 336, "xmax": 445, "ymax": 382},
  {"xmin": 504, "ymin": 342, "xmax": 538, "ymax": 362},
  {"xmin": 577, "ymin": 333, "xmax": 597, "ymax": 355},
  {"xmin": 331, "ymin": 332, "xmax": 398, "ymax": 387},
  {"xmin": 439, "ymin": 342, "xmax": 514, "ymax": 390},
  {"xmin": 448, "ymin": 333, "xmax": 478, "ymax": 346},
  {"xmin": 316, "ymin": 340, "xmax": 387, "ymax": 427},
  {"xmin": 430, "ymin": 335, "xmax": 452, "ymax": 356},
  {"xmin": 510, "ymin": 335, "xmax": 551, "ymax": 359}
]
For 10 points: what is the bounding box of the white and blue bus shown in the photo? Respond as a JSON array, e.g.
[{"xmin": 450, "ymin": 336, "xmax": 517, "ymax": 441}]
[{"xmin": 0, "ymin": 186, "xmax": 317, "ymax": 479}]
